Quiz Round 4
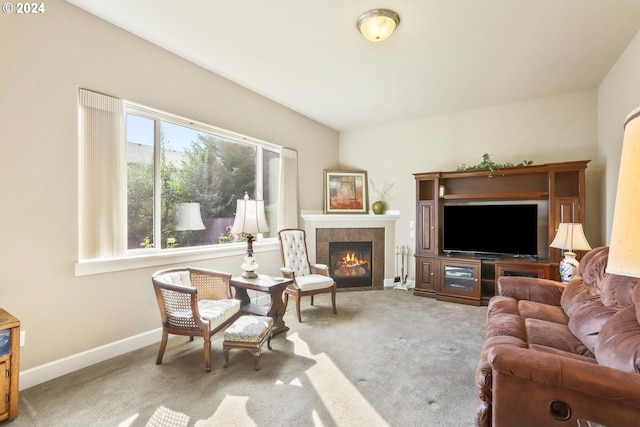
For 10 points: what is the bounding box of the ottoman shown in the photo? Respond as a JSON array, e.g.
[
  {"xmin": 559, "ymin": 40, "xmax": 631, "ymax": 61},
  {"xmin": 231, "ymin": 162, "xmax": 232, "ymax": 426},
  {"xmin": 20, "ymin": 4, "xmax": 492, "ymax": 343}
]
[{"xmin": 223, "ymin": 315, "xmax": 274, "ymax": 371}]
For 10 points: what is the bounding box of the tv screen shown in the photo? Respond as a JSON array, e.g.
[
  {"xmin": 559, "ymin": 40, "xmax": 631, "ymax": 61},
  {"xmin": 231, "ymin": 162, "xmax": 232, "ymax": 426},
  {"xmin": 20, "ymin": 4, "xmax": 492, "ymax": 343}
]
[{"xmin": 442, "ymin": 204, "xmax": 538, "ymax": 257}]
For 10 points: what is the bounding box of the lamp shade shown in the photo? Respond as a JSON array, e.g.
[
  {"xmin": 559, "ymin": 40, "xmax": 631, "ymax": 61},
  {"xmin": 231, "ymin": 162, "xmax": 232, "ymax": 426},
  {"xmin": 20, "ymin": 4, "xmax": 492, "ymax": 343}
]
[
  {"xmin": 230, "ymin": 196, "xmax": 269, "ymax": 235},
  {"xmin": 550, "ymin": 223, "xmax": 591, "ymax": 252},
  {"xmin": 607, "ymin": 106, "xmax": 640, "ymax": 278},
  {"xmin": 175, "ymin": 202, "xmax": 206, "ymax": 231},
  {"xmin": 357, "ymin": 9, "xmax": 400, "ymax": 42}
]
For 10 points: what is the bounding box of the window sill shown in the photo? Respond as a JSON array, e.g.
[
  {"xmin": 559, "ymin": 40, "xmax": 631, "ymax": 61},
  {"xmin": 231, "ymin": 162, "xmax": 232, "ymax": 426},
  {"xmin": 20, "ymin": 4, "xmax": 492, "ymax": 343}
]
[{"xmin": 74, "ymin": 240, "xmax": 279, "ymax": 276}]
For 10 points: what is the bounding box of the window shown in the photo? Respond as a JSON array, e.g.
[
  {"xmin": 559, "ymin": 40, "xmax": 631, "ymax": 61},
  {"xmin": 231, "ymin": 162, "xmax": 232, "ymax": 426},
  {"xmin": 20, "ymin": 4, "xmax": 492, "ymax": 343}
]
[
  {"xmin": 125, "ymin": 106, "xmax": 280, "ymax": 252},
  {"xmin": 77, "ymin": 89, "xmax": 295, "ymax": 272}
]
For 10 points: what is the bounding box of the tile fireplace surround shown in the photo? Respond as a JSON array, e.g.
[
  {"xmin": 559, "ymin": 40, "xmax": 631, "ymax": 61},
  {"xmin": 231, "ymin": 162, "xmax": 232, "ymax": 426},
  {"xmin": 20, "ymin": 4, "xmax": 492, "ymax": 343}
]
[{"xmin": 300, "ymin": 210, "xmax": 400, "ymax": 290}]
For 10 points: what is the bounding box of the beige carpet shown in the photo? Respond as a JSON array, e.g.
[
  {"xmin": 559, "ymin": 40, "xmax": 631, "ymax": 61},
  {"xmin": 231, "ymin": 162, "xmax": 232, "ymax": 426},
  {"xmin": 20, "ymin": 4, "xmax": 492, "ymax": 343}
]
[{"xmin": 14, "ymin": 289, "xmax": 488, "ymax": 427}]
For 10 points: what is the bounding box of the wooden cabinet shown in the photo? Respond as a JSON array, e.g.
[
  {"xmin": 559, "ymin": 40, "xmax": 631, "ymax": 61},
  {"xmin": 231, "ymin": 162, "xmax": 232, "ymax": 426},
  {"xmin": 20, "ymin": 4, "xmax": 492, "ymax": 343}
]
[
  {"xmin": 437, "ymin": 258, "xmax": 481, "ymax": 305},
  {"xmin": 413, "ymin": 160, "xmax": 589, "ymax": 305},
  {"xmin": 0, "ymin": 310, "xmax": 19, "ymax": 421},
  {"xmin": 414, "ymin": 256, "xmax": 437, "ymax": 296},
  {"xmin": 415, "ymin": 173, "xmax": 439, "ymax": 257}
]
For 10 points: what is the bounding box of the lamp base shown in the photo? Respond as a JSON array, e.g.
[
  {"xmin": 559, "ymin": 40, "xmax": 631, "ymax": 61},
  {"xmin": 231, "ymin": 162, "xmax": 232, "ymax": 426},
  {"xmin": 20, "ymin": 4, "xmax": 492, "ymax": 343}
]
[
  {"xmin": 240, "ymin": 253, "xmax": 259, "ymax": 279},
  {"xmin": 241, "ymin": 270, "xmax": 259, "ymax": 279},
  {"xmin": 559, "ymin": 252, "xmax": 580, "ymax": 283}
]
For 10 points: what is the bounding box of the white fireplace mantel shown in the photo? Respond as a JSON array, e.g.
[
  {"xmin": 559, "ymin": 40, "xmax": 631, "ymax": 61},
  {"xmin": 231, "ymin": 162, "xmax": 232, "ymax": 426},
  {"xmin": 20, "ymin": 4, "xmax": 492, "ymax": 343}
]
[{"xmin": 300, "ymin": 209, "xmax": 400, "ymax": 287}]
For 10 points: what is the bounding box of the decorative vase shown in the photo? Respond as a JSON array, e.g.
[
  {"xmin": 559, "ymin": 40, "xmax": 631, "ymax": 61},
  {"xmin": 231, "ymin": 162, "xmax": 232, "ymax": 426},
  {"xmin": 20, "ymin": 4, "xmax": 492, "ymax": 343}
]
[
  {"xmin": 559, "ymin": 252, "xmax": 580, "ymax": 283},
  {"xmin": 372, "ymin": 201, "xmax": 385, "ymax": 214}
]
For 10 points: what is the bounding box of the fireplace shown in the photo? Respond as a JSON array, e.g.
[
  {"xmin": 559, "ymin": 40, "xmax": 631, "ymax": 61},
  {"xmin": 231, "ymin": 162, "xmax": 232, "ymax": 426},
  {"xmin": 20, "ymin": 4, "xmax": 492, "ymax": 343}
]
[
  {"xmin": 329, "ymin": 241, "xmax": 373, "ymax": 288},
  {"xmin": 301, "ymin": 210, "xmax": 400, "ymax": 290}
]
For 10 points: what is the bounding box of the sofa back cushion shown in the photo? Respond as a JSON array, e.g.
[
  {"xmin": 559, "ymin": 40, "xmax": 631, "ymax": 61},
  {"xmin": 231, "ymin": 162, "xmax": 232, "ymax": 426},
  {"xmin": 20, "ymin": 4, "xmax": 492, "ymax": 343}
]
[
  {"xmin": 561, "ymin": 247, "xmax": 637, "ymax": 353},
  {"xmin": 593, "ymin": 279, "xmax": 640, "ymax": 373}
]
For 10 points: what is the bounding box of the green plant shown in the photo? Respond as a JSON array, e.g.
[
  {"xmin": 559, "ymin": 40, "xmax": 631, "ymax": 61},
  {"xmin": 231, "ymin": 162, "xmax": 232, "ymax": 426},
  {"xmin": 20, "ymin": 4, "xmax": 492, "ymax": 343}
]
[{"xmin": 456, "ymin": 153, "xmax": 533, "ymax": 172}]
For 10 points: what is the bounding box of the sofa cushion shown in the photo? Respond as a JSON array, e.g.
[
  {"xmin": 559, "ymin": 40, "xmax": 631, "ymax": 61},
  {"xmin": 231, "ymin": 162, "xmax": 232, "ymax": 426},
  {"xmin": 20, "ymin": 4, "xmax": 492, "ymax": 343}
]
[
  {"xmin": 486, "ymin": 313, "xmax": 526, "ymax": 341},
  {"xmin": 578, "ymin": 246, "xmax": 609, "ymax": 291},
  {"xmin": 600, "ymin": 273, "xmax": 639, "ymax": 307},
  {"xmin": 525, "ymin": 318, "xmax": 593, "ymax": 357},
  {"xmin": 561, "ymin": 279, "xmax": 600, "ymax": 318},
  {"xmin": 488, "ymin": 296, "xmax": 568, "ymax": 324},
  {"xmin": 567, "ymin": 301, "xmax": 620, "ymax": 353},
  {"xmin": 594, "ymin": 305, "xmax": 640, "ymax": 374},
  {"xmin": 517, "ymin": 300, "xmax": 568, "ymax": 324}
]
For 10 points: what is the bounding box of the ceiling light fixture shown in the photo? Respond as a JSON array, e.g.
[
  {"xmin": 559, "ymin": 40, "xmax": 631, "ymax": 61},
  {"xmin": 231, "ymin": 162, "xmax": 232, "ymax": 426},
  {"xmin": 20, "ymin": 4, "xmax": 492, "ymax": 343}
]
[{"xmin": 357, "ymin": 9, "xmax": 400, "ymax": 42}]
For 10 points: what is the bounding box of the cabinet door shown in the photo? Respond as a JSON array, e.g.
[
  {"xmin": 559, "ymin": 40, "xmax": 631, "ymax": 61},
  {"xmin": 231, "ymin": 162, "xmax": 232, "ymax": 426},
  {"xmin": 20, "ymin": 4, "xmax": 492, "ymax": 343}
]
[
  {"xmin": 414, "ymin": 257, "xmax": 437, "ymax": 296},
  {"xmin": 416, "ymin": 201, "xmax": 436, "ymax": 255},
  {"xmin": 438, "ymin": 259, "xmax": 480, "ymax": 300},
  {"xmin": 550, "ymin": 197, "xmax": 581, "ymax": 262},
  {"xmin": 495, "ymin": 263, "xmax": 550, "ymax": 281},
  {"xmin": 0, "ymin": 358, "xmax": 8, "ymax": 421}
]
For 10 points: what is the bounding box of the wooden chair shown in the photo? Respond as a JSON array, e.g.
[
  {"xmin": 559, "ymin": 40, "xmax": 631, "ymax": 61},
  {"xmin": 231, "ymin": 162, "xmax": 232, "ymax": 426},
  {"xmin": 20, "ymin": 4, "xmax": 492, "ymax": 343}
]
[
  {"xmin": 278, "ymin": 228, "xmax": 337, "ymax": 322},
  {"xmin": 151, "ymin": 267, "xmax": 241, "ymax": 372}
]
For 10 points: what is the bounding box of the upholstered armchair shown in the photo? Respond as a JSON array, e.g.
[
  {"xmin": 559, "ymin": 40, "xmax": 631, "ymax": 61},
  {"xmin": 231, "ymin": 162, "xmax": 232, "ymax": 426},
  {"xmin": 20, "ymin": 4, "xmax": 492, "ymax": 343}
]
[
  {"xmin": 151, "ymin": 267, "xmax": 241, "ymax": 372},
  {"xmin": 278, "ymin": 228, "xmax": 337, "ymax": 322}
]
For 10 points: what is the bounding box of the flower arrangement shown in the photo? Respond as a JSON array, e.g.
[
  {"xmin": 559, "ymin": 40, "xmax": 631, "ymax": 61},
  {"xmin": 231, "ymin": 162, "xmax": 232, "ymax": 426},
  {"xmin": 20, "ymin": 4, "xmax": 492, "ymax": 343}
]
[
  {"xmin": 219, "ymin": 225, "xmax": 248, "ymax": 244},
  {"xmin": 370, "ymin": 179, "xmax": 394, "ymax": 203}
]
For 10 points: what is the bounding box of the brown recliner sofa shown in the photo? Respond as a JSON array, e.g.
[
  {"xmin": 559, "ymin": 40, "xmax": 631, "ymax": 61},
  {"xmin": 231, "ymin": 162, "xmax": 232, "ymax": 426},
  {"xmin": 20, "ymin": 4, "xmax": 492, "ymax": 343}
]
[{"xmin": 475, "ymin": 246, "xmax": 640, "ymax": 427}]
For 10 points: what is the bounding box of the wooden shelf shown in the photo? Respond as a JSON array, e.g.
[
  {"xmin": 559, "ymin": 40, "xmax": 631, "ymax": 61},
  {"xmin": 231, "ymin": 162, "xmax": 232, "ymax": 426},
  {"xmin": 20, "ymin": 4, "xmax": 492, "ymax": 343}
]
[{"xmin": 443, "ymin": 191, "xmax": 549, "ymax": 200}]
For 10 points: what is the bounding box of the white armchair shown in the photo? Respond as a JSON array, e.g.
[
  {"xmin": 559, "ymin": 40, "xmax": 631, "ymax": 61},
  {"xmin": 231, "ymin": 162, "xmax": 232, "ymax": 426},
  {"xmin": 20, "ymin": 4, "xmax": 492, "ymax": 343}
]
[{"xmin": 278, "ymin": 228, "xmax": 337, "ymax": 322}]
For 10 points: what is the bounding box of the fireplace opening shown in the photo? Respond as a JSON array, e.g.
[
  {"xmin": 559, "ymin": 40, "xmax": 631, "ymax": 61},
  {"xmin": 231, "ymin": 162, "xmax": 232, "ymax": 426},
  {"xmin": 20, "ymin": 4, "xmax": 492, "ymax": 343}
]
[{"xmin": 329, "ymin": 241, "xmax": 373, "ymax": 288}]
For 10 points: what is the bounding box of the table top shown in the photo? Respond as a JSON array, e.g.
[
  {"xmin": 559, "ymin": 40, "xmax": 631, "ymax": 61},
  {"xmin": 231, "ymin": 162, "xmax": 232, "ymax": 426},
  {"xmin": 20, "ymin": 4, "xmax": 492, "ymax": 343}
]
[{"xmin": 230, "ymin": 275, "xmax": 292, "ymax": 291}]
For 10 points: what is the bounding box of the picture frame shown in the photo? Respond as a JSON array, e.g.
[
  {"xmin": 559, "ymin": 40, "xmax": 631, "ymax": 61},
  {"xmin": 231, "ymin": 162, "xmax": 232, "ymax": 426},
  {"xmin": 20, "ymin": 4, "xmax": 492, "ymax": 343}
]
[{"xmin": 323, "ymin": 169, "xmax": 369, "ymax": 214}]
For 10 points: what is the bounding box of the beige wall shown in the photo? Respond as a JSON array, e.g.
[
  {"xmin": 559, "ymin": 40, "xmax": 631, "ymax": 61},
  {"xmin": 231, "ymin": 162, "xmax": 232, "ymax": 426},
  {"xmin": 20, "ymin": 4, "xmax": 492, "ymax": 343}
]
[
  {"xmin": 0, "ymin": 1, "xmax": 338, "ymax": 379},
  {"xmin": 598, "ymin": 30, "xmax": 640, "ymax": 244},
  {"xmin": 339, "ymin": 90, "xmax": 600, "ymax": 266},
  {"xmin": 3, "ymin": 0, "xmax": 639, "ymax": 389}
]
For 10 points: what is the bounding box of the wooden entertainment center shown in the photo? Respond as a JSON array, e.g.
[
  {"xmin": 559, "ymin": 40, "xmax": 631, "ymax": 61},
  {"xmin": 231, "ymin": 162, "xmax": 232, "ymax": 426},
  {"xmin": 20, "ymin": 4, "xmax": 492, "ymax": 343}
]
[{"xmin": 413, "ymin": 160, "xmax": 589, "ymax": 306}]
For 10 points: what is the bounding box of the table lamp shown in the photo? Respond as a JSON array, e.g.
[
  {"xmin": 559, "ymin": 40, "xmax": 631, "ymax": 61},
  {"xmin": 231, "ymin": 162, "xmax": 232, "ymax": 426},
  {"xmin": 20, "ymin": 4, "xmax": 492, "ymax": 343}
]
[
  {"xmin": 231, "ymin": 192, "xmax": 270, "ymax": 278},
  {"xmin": 608, "ymin": 106, "xmax": 640, "ymax": 278},
  {"xmin": 550, "ymin": 223, "xmax": 591, "ymax": 282}
]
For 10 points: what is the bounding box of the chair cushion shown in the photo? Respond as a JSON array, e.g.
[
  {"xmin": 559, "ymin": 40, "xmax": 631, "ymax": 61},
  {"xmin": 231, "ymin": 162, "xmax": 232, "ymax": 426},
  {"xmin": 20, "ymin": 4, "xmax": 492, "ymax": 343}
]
[
  {"xmin": 295, "ymin": 274, "xmax": 334, "ymax": 291},
  {"xmin": 198, "ymin": 299, "xmax": 241, "ymax": 331},
  {"xmin": 224, "ymin": 316, "xmax": 273, "ymax": 343},
  {"xmin": 157, "ymin": 271, "xmax": 192, "ymax": 286}
]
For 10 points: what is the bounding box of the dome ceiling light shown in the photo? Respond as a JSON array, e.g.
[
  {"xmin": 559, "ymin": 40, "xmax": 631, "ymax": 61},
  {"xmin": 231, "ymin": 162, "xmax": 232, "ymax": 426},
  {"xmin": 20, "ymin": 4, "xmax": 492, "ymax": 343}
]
[{"xmin": 356, "ymin": 9, "xmax": 400, "ymax": 42}]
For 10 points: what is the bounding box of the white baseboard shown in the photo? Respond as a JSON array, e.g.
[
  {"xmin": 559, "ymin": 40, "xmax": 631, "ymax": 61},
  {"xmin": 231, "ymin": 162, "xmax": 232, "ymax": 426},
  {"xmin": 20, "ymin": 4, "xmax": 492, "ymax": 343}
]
[
  {"xmin": 19, "ymin": 294, "xmax": 273, "ymax": 391},
  {"xmin": 19, "ymin": 328, "xmax": 162, "ymax": 391}
]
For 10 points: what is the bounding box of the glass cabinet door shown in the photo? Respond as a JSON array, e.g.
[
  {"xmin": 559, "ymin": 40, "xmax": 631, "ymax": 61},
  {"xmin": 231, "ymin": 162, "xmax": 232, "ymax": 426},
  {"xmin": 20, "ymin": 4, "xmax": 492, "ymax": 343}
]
[{"xmin": 439, "ymin": 260, "xmax": 480, "ymax": 299}]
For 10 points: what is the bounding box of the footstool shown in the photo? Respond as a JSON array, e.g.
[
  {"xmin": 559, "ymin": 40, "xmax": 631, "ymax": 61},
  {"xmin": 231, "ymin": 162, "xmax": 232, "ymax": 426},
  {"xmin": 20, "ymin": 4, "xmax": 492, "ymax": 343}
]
[{"xmin": 223, "ymin": 315, "xmax": 274, "ymax": 371}]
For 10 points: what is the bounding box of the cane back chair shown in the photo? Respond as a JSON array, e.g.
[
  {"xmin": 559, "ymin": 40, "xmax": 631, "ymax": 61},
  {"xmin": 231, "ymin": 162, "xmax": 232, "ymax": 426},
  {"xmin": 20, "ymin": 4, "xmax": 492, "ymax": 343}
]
[{"xmin": 152, "ymin": 267, "xmax": 241, "ymax": 372}]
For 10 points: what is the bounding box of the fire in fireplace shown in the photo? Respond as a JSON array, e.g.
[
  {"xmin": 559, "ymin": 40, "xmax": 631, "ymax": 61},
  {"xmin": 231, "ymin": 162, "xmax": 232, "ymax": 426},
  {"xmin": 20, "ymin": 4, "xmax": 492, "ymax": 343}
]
[{"xmin": 329, "ymin": 241, "xmax": 373, "ymax": 288}]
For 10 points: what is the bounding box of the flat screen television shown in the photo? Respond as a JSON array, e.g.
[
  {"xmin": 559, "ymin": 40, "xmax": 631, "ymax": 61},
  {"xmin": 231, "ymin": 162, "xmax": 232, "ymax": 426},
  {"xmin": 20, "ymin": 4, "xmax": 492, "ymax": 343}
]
[{"xmin": 442, "ymin": 203, "xmax": 539, "ymax": 257}]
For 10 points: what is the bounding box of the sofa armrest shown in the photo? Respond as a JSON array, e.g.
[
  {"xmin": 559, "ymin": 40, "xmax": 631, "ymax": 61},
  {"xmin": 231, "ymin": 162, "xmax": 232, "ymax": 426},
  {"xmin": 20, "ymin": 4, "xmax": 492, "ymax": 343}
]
[
  {"xmin": 489, "ymin": 345, "xmax": 640, "ymax": 425},
  {"xmin": 497, "ymin": 275, "xmax": 565, "ymax": 305}
]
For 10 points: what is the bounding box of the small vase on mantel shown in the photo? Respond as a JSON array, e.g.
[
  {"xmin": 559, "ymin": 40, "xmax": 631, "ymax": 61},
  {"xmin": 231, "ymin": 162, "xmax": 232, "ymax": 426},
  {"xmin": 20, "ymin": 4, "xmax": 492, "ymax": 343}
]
[{"xmin": 371, "ymin": 201, "xmax": 385, "ymax": 215}]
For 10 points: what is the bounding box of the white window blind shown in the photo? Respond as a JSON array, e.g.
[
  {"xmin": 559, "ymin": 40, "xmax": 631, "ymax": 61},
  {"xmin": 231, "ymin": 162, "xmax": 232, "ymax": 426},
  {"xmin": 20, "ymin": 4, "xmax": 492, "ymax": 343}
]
[
  {"xmin": 278, "ymin": 147, "xmax": 299, "ymax": 229},
  {"xmin": 78, "ymin": 89, "xmax": 126, "ymax": 260}
]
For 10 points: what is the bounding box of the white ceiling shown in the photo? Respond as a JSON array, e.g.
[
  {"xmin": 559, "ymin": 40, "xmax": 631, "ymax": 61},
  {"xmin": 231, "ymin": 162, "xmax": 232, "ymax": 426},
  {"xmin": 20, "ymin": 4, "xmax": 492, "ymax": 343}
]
[{"xmin": 65, "ymin": 0, "xmax": 640, "ymax": 132}]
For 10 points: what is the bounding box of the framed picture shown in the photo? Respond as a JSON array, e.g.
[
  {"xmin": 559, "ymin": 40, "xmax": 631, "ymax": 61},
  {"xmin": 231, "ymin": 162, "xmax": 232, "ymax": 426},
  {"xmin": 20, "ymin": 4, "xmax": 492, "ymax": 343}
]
[{"xmin": 323, "ymin": 169, "xmax": 369, "ymax": 214}]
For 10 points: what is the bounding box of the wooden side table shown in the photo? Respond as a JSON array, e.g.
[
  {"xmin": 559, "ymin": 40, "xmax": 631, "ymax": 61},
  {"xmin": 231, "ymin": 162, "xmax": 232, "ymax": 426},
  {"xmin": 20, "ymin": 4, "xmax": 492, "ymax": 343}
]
[
  {"xmin": 0, "ymin": 309, "xmax": 19, "ymax": 421},
  {"xmin": 230, "ymin": 275, "xmax": 292, "ymax": 336}
]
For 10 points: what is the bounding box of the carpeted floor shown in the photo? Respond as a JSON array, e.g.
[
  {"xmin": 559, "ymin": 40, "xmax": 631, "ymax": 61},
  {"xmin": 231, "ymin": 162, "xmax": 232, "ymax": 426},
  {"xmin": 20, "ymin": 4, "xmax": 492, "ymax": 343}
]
[{"xmin": 14, "ymin": 289, "xmax": 488, "ymax": 427}]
